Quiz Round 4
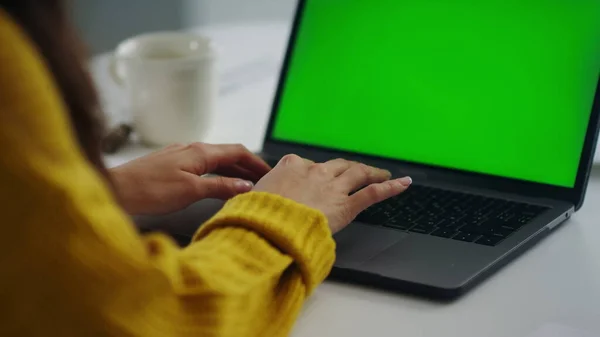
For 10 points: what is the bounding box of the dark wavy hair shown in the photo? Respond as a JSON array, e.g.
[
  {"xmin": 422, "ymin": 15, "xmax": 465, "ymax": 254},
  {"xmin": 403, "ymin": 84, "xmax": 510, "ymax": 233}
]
[{"xmin": 1, "ymin": 0, "xmax": 108, "ymax": 176}]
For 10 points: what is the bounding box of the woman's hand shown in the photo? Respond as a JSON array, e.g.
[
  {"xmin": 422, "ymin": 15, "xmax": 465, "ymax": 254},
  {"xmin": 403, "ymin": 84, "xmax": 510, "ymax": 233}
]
[
  {"xmin": 110, "ymin": 143, "xmax": 271, "ymax": 215},
  {"xmin": 254, "ymin": 155, "xmax": 412, "ymax": 233}
]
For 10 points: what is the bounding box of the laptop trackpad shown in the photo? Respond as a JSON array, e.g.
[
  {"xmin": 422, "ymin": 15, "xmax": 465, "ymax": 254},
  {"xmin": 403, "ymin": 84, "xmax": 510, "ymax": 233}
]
[{"xmin": 334, "ymin": 223, "xmax": 408, "ymax": 269}]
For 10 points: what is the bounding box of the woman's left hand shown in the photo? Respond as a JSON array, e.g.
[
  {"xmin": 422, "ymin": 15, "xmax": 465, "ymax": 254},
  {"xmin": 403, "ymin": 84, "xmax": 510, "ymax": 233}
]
[{"xmin": 109, "ymin": 143, "xmax": 271, "ymax": 215}]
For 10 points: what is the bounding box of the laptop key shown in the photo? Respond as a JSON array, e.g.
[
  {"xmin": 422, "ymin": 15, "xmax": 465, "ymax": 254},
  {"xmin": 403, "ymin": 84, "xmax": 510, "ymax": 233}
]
[
  {"xmin": 461, "ymin": 215, "xmax": 486, "ymax": 227},
  {"xmin": 498, "ymin": 212, "xmax": 516, "ymax": 221},
  {"xmin": 446, "ymin": 214, "xmax": 466, "ymax": 224},
  {"xmin": 453, "ymin": 232, "xmax": 480, "ymax": 243},
  {"xmin": 512, "ymin": 215, "xmax": 535, "ymax": 226},
  {"xmin": 500, "ymin": 223, "xmax": 525, "ymax": 231},
  {"xmin": 483, "ymin": 226, "xmax": 513, "ymax": 238},
  {"xmin": 409, "ymin": 225, "xmax": 436, "ymax": 234},
  {"xmin": 431, "ymin": 228, "xmax": 457, "ymax": 238},
  {"xmin": 414, "ymin": 216, "xmax": 442, "ymax": 227},
  {"xmin": 476, "ymin": 235, "xmax": 505, "ymax": 246},
  {"xmin": 358, "ymin": 210, "xmax": 390, "ymax": 225},
  {"xmin": 383, "ymin": 217, "xmax": 411, "ymax": 230},
  {"xmin": 460, "ymin": 224, "xmax": 489, "ymax": 235}
]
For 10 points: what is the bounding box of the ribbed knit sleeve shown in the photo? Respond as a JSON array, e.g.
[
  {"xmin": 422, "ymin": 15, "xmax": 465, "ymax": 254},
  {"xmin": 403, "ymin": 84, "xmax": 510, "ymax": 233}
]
[
  {"xmin": 0, "ymin": 9, "xmax": 335, "ymax": 337},
  {"xmin": 195, "ymin": 192, "xmax": 335, "ymax": 294}
]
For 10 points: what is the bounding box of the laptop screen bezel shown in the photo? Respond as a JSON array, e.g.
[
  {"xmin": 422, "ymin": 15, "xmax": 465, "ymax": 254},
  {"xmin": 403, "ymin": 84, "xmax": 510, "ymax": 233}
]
[{"xmin": 262, "ymin": 0, "xmax": 600, "ymax": 210}]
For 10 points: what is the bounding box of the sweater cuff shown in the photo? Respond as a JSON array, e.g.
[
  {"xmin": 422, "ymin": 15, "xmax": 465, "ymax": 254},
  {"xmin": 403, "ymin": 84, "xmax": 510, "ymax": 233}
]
[{"xmin": 194, "ymin": 192, "xmax": 336, "ymax": 294}]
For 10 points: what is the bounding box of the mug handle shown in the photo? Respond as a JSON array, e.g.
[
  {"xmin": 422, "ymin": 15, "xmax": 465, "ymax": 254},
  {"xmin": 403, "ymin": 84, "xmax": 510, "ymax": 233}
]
[{"xmin": 109, "ymin": 54, "xmax": 126, "ymax": 86}]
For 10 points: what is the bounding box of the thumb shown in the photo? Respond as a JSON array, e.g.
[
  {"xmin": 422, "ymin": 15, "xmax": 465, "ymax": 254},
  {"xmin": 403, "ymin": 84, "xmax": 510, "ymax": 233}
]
[{"xmin": 194, "ymin": 175, "xmax": 254, "ymax": 200}]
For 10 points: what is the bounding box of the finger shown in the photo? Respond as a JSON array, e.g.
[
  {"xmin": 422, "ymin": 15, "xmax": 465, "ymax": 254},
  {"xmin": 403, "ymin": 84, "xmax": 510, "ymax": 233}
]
[
  {"xmin": 188, "ymin": 143, "xmax": 271, "ymax": 177},
  {"xmin": 348, "ymin": 177, "xmax": 412, "ymax": 215},
  {"xmin": 192, "ymin": 175, "xmax": 255, "ymax": 200},
  {"xmin": 215, "ymin": 164, "xmax": 262, "ymax": 182},
  {"xmin": 213, "ymin": 144, "xmax": 272, "ymax": 175},
  {"xmin": 336, "ymin": 163, "xmax": 392, "ymax": 193},
  {"xmin": 276, "ymin": 154, "xmax": 309, "ymax": 167},
  {"xmin": 318, "ymin": 158, "xmax": 351, "ymax": 177}
]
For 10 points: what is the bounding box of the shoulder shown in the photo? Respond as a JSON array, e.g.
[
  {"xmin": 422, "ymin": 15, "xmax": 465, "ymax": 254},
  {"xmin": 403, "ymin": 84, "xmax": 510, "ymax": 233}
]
[
  {"xmin": 0, "ymin": 8, "xmax": 67, "ymax": 116},
  {"xmin": 0, "ymin": 9, "xmax": 90, "ymax": 184},
  {"xmin": 0, "ymin": 8, "xmax": 79, "ymax": 157}
]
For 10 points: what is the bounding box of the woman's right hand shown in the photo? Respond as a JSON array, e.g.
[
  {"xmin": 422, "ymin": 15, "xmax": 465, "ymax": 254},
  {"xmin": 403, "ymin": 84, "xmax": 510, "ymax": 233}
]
[{"xmin": 253, "ymin": 155, "xmax": 412, "ymax": 234}]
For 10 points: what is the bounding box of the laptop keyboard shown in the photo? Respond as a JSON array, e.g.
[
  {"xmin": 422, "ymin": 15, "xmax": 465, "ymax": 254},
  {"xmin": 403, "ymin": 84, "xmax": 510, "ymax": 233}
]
[
  {"xmin": 356, "ymin": 185, "xmax": 549, "ymax": 247},
  {"xmin": 264, "ymin": 158, "xmax": 549, "ymax": 246}
]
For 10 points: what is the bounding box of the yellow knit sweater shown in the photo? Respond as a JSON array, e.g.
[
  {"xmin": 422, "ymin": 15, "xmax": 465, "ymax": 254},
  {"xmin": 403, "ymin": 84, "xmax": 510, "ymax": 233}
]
[{"xmin": 0, "ymin": 10, "xmax": 335, "ymax": 337}]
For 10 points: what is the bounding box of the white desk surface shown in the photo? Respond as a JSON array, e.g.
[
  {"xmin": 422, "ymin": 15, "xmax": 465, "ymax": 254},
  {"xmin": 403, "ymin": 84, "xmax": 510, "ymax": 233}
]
[{"xmin": 93, "ymin": 22, "xmax": 600, "ymax": 337}]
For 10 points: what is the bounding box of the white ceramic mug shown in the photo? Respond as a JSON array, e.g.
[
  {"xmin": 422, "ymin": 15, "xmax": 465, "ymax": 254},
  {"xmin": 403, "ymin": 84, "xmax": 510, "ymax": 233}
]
[{"xmin": 111, "ymin": 32, "xmax": 217, "ymax": 146}]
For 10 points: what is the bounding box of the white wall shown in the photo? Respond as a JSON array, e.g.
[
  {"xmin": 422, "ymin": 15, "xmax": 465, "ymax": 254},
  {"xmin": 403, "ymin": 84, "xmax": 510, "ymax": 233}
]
[
  {"xmin": 72, "ymin": 0, "xmax": 186, "ymax": 54},
  {"xmin": 73, "ymin": 0, "xmax": 297, "ymax": 54},
  {"xmin": 184, "ymin": 0, "xmax": 297, "ymax": 27}
]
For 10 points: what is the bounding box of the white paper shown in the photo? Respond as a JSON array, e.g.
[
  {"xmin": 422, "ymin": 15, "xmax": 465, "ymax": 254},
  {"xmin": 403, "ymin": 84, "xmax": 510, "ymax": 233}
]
[{"xmin": 528, "ymin": 323, "xmax": 598, "ymax": 337}]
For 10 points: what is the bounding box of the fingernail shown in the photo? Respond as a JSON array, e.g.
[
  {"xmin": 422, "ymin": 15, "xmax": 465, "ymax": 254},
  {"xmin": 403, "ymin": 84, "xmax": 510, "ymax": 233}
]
[
  {"xmin": 397, "ymin": 176, "xmax": 413, "ymax": 187},
  {"xmin": 235, "ymin": 180, "xmax": 254, "ymax": 190}
]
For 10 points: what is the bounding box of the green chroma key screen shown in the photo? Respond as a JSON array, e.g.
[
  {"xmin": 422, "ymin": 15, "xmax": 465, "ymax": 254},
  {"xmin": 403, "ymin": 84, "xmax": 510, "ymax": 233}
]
[{"xmin": 271, "ymin": 0, "xmax": 600, "ymax": 188}]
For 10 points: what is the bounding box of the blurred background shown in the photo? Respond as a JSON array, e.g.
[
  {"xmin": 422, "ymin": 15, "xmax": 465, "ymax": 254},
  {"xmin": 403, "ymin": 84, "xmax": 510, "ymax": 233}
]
[{"xmin": 71, "ymin": 0, "xmax": 297, "ymax": 55}]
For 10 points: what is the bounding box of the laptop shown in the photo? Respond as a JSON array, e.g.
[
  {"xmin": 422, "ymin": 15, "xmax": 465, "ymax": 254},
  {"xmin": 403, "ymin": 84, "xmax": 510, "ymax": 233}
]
[{"xmin": 257, "ymin": 0, "xmax": 600, "ymax": 299}]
